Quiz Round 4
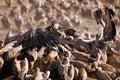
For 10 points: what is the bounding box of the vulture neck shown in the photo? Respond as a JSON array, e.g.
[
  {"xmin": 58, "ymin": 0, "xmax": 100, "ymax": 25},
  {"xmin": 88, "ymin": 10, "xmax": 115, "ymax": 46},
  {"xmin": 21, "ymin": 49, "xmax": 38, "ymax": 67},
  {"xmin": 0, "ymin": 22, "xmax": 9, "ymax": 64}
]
[{"xmin": 100, "ymin": 19, "xmax": 105, "ymax": 27}]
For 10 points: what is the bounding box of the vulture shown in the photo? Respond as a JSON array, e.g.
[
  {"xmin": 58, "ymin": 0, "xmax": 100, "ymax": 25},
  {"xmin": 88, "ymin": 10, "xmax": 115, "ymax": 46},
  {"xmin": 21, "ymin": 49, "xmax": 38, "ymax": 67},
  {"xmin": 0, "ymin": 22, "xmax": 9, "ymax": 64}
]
[
  {"xmin": 1, "ymin": 13, "xmax": 10, "ymax": 29},
  {"xmin": 5, "ymin": 0, "xmax": 11, "ymax": 7},
  {"xmin": 21, "ymin": 28, "xmax": 60, "ymax": 49},
  {"xmin": 94, "ymin": 7, "xmax": 116, "ymax": 41},
  {"xmin": 4, "ymin": 24, "xmax": 60, "ymax": 49},
  {"xmin": 15, "ymin": 13, "xmax": 23, "ymax": 30}
]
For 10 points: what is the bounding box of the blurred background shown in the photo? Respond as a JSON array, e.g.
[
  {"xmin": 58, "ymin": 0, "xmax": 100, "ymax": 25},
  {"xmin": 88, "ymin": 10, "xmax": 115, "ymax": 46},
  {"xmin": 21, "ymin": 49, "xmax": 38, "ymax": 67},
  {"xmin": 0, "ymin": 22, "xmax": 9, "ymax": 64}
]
[{"xmin": 0, "ymin": 0, "xmax": 120, "ymax": 40}]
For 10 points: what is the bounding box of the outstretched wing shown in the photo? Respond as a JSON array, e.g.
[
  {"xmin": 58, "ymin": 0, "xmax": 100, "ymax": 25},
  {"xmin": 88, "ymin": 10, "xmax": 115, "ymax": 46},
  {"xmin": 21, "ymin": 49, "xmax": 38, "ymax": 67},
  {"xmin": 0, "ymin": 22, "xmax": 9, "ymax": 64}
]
[{"xmin": 22, "ymin": 28, "xmax": 60, "ymax": 49}]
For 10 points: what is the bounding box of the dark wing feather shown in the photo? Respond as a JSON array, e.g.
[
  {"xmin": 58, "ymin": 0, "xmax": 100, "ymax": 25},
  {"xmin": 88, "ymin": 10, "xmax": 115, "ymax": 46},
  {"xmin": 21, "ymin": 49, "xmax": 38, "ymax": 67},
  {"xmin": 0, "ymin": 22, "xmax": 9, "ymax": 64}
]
[{"xmin": 19, "ymin": 28, "xmax": 60, "ymax": 49}]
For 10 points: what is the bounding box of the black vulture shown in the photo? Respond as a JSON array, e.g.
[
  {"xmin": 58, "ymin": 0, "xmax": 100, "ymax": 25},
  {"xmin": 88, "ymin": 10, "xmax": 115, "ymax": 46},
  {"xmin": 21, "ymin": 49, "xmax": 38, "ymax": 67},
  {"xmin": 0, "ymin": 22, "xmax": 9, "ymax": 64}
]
[
  {"xmin": 4, "ymin": 23, "xmax": 60, "ymax": 49},
  {"xmin": 94, "ymin": 7, "xmax": 116, "ymax": 41},
  {"xmin": 21, "ymin": 27, "xmax": 60, "ymax": 49}
]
